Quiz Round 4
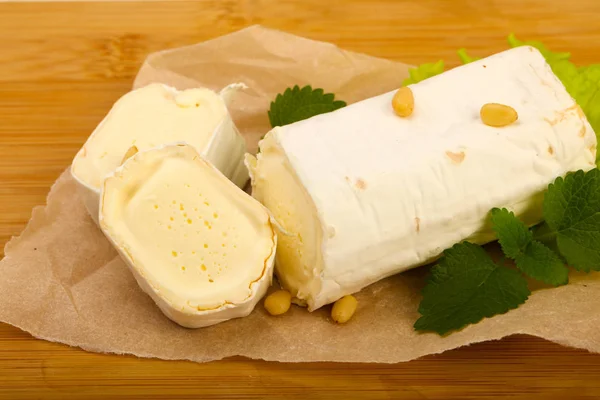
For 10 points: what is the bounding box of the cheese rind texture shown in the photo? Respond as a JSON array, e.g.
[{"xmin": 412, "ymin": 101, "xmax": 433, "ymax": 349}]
[
  {"xmin": 100, "ymin": 144, "xmax": 276, "ymax": 328},
  {"xmin": 71, "ymin": 83, "xmax": 248, "ymax": 224},
  {"xmin": 249, "ymin": 46, "xmax": 597, "ymax": 311}
]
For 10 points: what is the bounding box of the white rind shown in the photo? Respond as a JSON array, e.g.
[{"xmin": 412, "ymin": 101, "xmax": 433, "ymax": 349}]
[
  {"xmin": 99, "ymin": 144, "xmax": 276, "ymax": 328},
  {"xmin": 71, "ymin": 83, "xmax": 249, "ymax": 225},
  {"xmin": 250, "ymin": 46, "xmax": 598, "ymax": 311}
]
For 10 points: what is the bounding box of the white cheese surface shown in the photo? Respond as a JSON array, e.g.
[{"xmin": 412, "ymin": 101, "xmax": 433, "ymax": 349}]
[
  {"xmin": 73, "ymin": 83, "xmax": 227, "ymax": 189},
  {"xmin": 71, "ymin": 83, "xmax": 248, "ymax": 224},
  {"xmin": 101, "ymin": 144, "xmax": 276, "ymax": 328},
  {"xmin": 249, "ymin": 46, "xmax": 597, "ymax": 311}
]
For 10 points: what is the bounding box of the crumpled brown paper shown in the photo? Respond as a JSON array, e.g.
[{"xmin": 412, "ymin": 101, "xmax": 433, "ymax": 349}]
[{"xmin": 2, "ymin": 25, "xmax": 600, "ymax": 364}]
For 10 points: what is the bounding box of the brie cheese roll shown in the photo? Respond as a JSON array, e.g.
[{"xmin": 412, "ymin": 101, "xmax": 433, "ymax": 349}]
[
  {"xmin": 71, "ymin": 83, "xmax": 248, "ymax": 224},
  {"xmin": 248, "ymin": 46, "xmax": 597, "ymax": 311},
  {"xmin": 100, "ymin": 144, "xmax": 276, "ymax": 328}
]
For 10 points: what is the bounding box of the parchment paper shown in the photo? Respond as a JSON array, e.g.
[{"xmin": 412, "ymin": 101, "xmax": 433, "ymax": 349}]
[{"xmin": 2, "ymin": 25, "xmax": 600, "ymax": 363}]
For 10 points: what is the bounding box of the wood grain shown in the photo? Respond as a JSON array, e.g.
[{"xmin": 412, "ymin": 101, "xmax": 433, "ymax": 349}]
[{"xmin": 1, "ymin": 1, "xmax": 600, "ymax": 398}]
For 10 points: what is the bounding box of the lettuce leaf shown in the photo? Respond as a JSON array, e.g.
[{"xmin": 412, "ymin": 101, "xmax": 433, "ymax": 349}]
[
  {"xmin": 402, "ymin": 60, "xmax": 445, "ymax": 86},
  {"xmin": 406, "ymin": 34, "xmax": 600, "ymax": 165},
  {"xmin": 457, "ymin": 48, "xmax": 480, "ymax": 64},
  {"xmin": 507, "ymin": 34, "xmax": 600, "ymax": 164}
]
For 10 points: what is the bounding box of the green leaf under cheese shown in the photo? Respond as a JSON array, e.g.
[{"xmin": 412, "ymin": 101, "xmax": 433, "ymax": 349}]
[
  {"xmin": 414, "ymin": 242, "xmax": 530, "ymax": 335},
  {"xmin": 542, "ymin": 169, "xmax": 600, "ymax": 272},
  {"xmin": 491, "ymin": 208, "xmax": 568, "ymax": 286},
  {"xmin": 268, "ymin": 85, "xmax": 346, "ymax": 128},
  {"xmin": 402, "ymin": 60, "xmax": 445, "ymax": 86}
]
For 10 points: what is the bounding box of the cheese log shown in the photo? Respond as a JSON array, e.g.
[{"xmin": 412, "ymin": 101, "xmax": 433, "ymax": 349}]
[
  {"xmin": 71, "ymin": 83, "xmax": 248, "ymax": 224},
  {"xmin": 100, "ymin": 144, "xmax": 276, "ymax": 328},
  {"xmin": 247, "ymin": 46, "xmax": 597, "ymax": 311}
]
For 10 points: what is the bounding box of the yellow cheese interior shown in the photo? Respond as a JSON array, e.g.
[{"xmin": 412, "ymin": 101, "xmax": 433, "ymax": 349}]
[
  {"xmin": 72, "ymin": 84, "xmax": 227, "ymax": 190},
  {"xmin": 251, "ymin": 134, "xmax": 323, "ymax": 304},
  {"xmin": 101, "ymin": 145, "xmax": 274, "ymax": 310}
]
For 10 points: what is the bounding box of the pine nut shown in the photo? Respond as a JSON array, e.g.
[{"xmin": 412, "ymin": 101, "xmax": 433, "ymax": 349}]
[
  {"xmin": 480, "ymin": 103, "xmax": 518, "ymax": 127},
  {"xmin": 264, "ymin": 290, "xmax": 292, "ymax": 316},
  {"xmin": 392, "ymin": 87, "xmax": 414, "ymax": 117},
  {"xmin": 331, "ymin": 295, "xmax": 358, "ymax": 324}
]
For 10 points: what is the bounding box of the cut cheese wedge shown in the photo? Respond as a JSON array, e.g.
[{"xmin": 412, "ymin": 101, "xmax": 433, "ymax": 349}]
[
  {"xmin": 247, "ymin": 46, "xmax": 597, "ymax": 311},
  {"xmin": 100, "ymin": 144, "xmax": 276, "ymax": 328},
  {"xmin": 71, "ymin": 82, "xmax": 248, "ymax": 224}
]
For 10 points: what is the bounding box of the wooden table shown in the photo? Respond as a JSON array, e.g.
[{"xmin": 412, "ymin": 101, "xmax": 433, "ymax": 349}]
[{"xmin": 2, "ymin": 1, "xmax": 600, "ymax": 398}]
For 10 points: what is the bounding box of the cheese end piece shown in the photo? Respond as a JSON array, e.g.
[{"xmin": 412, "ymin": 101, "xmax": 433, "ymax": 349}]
[
  {"xmin": 100, "ymin": 144, "xmax": 275, "ymax": 328},
  {"xmin": 71, "ymin": 83, "xmax": 248, "ymax": 224},
  {"xmin": 250, "ymin": 133, "xmax": 324, "ymax": 310}
]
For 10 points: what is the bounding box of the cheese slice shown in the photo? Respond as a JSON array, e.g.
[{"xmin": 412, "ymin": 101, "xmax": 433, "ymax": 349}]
[
  {"xmin": 71, "ymin": 82, "xmax": 248, "ymax": 224},
  {"xmin": 100, "ymin": 144, "xmax": 276, "ymax": 328},
  {"xmin": 247, "ymin": 46, "xmax": 597, "ymax": 311}
]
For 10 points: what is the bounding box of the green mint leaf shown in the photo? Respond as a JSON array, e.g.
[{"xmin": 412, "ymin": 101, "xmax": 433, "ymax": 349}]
[
  {"xmin": 516, "ymin": 241, "xmax": 569, "ymax": 286},
  {"xmin": 402, "ymin": 60, "xmax": 445, "ymax": 86},
  {"xmin": 491, "ymin": 208, "xmax": 568, "ymax": 286},
  {"xmin": 543, "ymin": 169, "xmax": 600, "ymax": 271},
  {"xmin": 490, "ymin": 208, "xmax": 533, "ymax": 259},
  {"xmin": 414, "ymin": 242, "xmax": 530, "ymax": 335},
  {"xmin": 267, "ymin": 85, "xmax": 346, "ymax": 128},
  {"xmin": 531, "ymin": 222, "xmax": 564, "ymax": 258}
]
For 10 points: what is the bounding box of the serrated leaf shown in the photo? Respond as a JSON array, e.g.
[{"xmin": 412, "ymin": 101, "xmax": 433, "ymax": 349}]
[
  {"xmin": 515, "ymin": 241, "xmax": 569, "ymax": 286},
  {"xmin": 491, "ymin": 208, "xmax": 568, "ymax": 285},
  {"xmin": 267, "ymin": 85, "xmax": 346, "ymax": 128},
  {"xmin": 491, "ymin": 208, "xmax": 533, "ymax": 259},
  {"xmin": 507, "ymin": 33, "xmax": 571, "ymax": 64},
  {"xmin": 543, "ymin": 169, "xmax": 600, "ymax": 271},
  {"xmin": 414, "ymin": 242, "xmax": 530, "ymax": 335},
  {"xmin": 507, "ymin": 34, "xmax": 577, "ymax": 89}
]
